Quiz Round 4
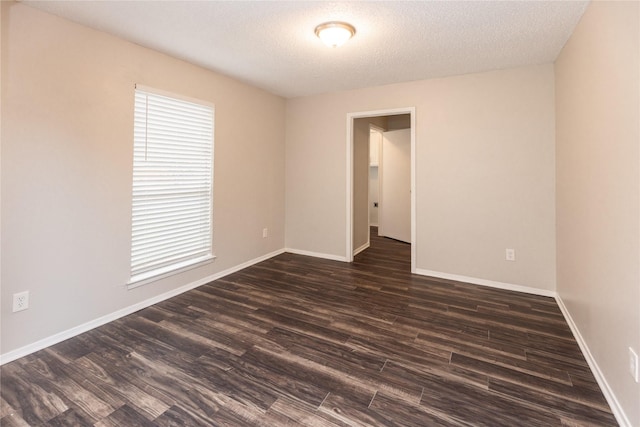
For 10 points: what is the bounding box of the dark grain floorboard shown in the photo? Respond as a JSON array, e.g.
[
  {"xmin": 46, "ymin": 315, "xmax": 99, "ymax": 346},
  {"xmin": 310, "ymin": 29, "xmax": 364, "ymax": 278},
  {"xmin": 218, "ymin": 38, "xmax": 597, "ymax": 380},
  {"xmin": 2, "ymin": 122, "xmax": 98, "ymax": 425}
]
[{"xmin": 0, "ymin": 227, "xmax": 617, "ymax": 426}]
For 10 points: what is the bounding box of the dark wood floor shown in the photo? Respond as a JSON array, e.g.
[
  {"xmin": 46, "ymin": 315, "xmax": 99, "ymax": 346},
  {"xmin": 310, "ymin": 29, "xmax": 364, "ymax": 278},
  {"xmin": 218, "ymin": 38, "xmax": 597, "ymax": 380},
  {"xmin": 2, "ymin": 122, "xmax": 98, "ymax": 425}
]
[{"xmin": 1, "ymin": 229, "xmax": 617, "ymax": 426}]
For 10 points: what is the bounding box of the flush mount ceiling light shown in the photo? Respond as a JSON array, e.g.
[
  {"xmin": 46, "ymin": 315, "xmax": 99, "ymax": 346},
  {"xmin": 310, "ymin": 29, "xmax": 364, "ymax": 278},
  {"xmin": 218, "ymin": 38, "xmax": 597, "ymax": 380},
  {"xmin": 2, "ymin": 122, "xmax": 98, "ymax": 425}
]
[{"xmin": 315, "ymin": 21, "xmax": 356, "ymax": 48}]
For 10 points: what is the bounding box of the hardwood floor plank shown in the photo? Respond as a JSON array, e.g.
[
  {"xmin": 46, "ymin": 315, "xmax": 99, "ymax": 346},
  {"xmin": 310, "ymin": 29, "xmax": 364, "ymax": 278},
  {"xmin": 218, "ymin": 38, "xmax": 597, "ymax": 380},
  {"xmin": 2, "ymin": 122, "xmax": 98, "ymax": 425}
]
[
  {"xmin": 45, "ymin": 334, "xmax": 95, "ymax": 363},
  {"xmin": 368, "ymin": 392, "xmax": 471, "ymax": 427},
  {"xmin": 450, "ymin": 350, "xmax": 573, "ymax": 385},
  {"xmin": 1, "ymin": 363, "xmax": 69, "ymax": 424},
  {"xmin": 329, "ymin": 316, "xmax": 421, "ymax": 343},
  {"xmin": 415, "ymin": 327, "xmax": 528, "ymax": 360},
  {"xmin": 451, "ymin": 353, "xmax": 612, "ymax": 411},
  {"xmin": 241, "ymin": 345, "xmax": 372, "ymax": 407},
  {"xmin": 318, "ymin": 392, "xmax": 400, "ymax": 427},
  {"xmin": 248, "ymin": 309, "xmax": 351, "ymax": 345},
  {"xmin": 491, "ymin": 327, "xmax": 580, "ymax": 349},
  {"xmin": 345, "ymin": 334, "xmax": 452, "ymax": 369},
  {"xmin": 80, "ymin": 352, "xmax": 176, "ymax": 418},
  {"xmin": 447, "ymin": 305, "xmax": 575, "ymax": 339},
  {"xmin": 94, "ymin": 404, "xmax": 157, "ymax": 427},
  {"xmin": 0, "ymin": 395, "xmax": 16, "ymax": 418},
  {"xmin": 266, "ymin": 396, "xmax": 347, "ymax": 427},
  {"xmin": 46, "ymin": 407, "xmax": 95, "ymax": 427},
  {"xmin": 153, "ymin": 405, "xmax": 215, "ymax": 427},
  {"xmin": 16, "ymin": 353, "xmax": 117, "ymax": 423},
  {"xmin": 488, "ymin": 377, "xmax": 616, "ymax": 422},
  {"xmin": 525, "ymin": 349, "xmax": 593, "ymax": 375},
  {"xmin": 0, "ymin": 228, "xmax": 616, "ymax": 426},
  {"xmin": 386, "ymin": 362, "xmax": 564, "ymax": 427},
  {"xmin": 0, "ymin": 413, "xmax": 31, "ymax": 427},
  {"xmin": 266, "ymin": 326, "xmax": 388, "ymax": 372}
]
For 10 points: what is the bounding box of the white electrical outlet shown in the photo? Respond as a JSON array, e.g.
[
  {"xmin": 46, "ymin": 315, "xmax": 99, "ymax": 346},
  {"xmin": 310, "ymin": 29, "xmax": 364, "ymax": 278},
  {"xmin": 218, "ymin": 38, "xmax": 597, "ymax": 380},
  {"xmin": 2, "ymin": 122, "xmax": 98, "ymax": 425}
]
[
  {"xmin": 629, "ymin": 347, "xmax": 639, "ymax": 382},
  {"xmin": 505, "ymin": 248, "xmax": 515, "ymax": 261},
  {"xmin": 262, "ymin": 228, "xmax": 268, "ymax": 238},
  {"xmin": 12, "ymin": 291, "xmax": 29, "ymax": 312}
]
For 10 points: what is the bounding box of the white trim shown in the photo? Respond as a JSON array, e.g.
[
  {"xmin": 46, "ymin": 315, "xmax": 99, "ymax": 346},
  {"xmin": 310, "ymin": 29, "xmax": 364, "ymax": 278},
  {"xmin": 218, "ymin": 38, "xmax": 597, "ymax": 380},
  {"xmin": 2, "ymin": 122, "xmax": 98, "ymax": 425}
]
[
  {"xmin": 555, "ymin": 295, "xmax": 631, "ymax": 427},
  {"xmin": 353, "ymin": 242, "xmax": 370, "ymax": 256},
  {"xmin": 346, "ymin": 107, "xmax": 416, "ymax": 274},
  {"xmin": 409, "ymin": 113, "xmax": 416, "ymax": 274},
  {"xmin": 346, "ymin": 115, "xmax": 354, "ymax": 262},
  {"xmin": 285, "ymin": 248, "xmax": 348, "ymax": 262},
  {"xmin": 414, "ymin": 268, "xmax": 556, "ymax": 297},
  {"xmin": 0, "ymin": 249, "xmax": 285, "ymax": 366}
]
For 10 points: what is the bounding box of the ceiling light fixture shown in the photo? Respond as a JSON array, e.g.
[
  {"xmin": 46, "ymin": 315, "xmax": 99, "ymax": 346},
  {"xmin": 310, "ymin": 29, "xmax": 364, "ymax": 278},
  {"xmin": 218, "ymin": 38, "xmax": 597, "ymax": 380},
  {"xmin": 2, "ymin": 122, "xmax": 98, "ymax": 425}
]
[{"xmin": 315, "ymin": 21, "xmax": 356, "ymax": 48}]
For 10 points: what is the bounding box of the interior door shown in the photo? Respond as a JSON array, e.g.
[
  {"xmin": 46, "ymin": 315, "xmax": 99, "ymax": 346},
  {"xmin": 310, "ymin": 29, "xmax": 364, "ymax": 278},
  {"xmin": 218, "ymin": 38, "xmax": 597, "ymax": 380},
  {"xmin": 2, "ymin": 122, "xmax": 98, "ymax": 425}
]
[
  {"xmin": 369, "ymin": 128, "xmax": 383, "ymax": 227},
  {"xmin": 380, "ymin": 128, "xmax": 411, "ymax": 243}
]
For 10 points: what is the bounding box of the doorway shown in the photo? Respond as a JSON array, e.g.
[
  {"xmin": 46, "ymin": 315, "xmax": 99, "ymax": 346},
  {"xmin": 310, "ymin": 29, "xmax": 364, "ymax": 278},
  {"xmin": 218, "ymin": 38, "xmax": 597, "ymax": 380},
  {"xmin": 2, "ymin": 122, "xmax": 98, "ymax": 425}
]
[{"xmin": 346, "ymin": 107, "xmax": 416, "ymax": 273}]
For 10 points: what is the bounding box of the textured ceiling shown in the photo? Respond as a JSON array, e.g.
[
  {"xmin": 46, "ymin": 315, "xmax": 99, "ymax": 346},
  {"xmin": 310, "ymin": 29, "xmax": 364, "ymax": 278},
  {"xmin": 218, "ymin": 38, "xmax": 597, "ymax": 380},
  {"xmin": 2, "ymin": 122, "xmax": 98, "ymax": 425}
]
[{"xmin": 22, "ymin": 1, "xmax": 589, "ymax": 99}]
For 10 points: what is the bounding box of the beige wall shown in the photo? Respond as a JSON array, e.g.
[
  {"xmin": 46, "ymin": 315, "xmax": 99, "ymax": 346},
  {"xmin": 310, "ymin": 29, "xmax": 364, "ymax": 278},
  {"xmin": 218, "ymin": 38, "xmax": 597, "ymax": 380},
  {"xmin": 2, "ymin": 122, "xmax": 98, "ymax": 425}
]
[
  {"xmin": 555, "ymin": 2, "xmax": 640, "ymax": 425},
  {"xmin": 1, "ymin": 3, "xmax": 286, "ymax": 355},
  {"xmin": 286, "ymin": 64, "xmax": 556, "ymax": 291}
]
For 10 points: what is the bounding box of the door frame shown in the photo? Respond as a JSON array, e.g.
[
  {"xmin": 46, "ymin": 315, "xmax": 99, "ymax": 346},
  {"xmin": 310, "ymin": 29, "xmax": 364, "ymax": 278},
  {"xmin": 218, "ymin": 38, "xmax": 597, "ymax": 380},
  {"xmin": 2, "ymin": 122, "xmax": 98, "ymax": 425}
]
[{"xmin": 345, "ymin": 107, "xmax": 416, "ymax": 273}]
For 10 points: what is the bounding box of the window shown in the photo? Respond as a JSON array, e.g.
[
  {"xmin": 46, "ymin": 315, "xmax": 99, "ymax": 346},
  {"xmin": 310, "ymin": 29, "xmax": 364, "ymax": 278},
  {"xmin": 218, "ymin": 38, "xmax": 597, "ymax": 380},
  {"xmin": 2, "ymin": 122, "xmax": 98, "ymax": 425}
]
[{"xmin": 128, "ymin": 85, "xmax": 214, "ymax": 288}]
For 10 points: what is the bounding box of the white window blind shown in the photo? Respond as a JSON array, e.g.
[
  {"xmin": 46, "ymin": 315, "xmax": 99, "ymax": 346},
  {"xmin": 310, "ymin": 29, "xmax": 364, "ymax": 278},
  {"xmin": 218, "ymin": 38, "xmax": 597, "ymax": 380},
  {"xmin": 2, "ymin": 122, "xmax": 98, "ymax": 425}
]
[{"xmin": 129, "ymin": 86, "xmax": 214, "ymax": 287}]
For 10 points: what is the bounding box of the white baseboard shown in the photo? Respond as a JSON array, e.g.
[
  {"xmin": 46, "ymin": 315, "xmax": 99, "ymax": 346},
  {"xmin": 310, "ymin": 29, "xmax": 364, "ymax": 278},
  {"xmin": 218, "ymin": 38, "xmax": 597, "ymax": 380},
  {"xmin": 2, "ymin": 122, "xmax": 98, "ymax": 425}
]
[
  {"xmin": 353, "ymin": 242, "xmax": 370, "ymax": 256},
  {"xmin": 284, "ymin": 248, "xmax": 348, "ymax": 262},
  {"xmin": 555, "ymin": 295, "xmax": 631, "ymax": 427},
  {"xmin": 0, "ymin": 248, "xmax": 285, "ymax": 365},
  {"xmin": 414, "ymin": 268, "xmax": 556, "ymax": 297}
]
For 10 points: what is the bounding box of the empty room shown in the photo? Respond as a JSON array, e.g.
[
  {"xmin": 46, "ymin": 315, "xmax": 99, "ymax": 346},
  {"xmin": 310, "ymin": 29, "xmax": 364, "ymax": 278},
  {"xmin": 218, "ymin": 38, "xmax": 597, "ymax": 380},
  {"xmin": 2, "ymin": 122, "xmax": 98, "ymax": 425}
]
[{"xmin": 1, "ymin": 1, "xmax": 638, "ymax": 426}]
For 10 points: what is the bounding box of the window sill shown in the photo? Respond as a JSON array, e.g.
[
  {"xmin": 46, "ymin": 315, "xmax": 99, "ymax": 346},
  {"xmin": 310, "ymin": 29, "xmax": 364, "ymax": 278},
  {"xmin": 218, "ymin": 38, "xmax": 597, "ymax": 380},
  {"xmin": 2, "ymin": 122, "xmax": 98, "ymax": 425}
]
[{"xmin": 127, "ymin": 255, "xmax": 216, "ymax": 290}]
